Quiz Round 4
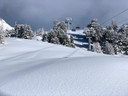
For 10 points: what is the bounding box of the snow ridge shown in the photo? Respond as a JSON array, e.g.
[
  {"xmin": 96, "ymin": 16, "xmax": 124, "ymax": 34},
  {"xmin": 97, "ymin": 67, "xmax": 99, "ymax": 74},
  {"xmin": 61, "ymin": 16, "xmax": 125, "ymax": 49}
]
[{"xmin": 0, "ymin": 18, "xmax": 13, "ymax": 31}]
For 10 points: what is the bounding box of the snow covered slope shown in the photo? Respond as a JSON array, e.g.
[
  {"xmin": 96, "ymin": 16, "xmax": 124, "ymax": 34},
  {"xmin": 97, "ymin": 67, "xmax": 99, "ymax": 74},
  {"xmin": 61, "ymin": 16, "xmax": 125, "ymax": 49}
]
[
  {"xmin": 68, "ymin": 30, "xmax": 88, "ymax": 49},
  {"xmin": 0, "ymin": 18, "xmax": 13, "ymax": 31},
  {"xmin": 0, "ymin": 32, "xmax": 128, "ymax": 96}
]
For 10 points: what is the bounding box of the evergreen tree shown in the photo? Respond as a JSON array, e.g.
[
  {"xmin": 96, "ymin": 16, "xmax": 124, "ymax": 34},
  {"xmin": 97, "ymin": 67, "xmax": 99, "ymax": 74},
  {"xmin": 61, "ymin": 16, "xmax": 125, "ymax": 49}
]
[
  {"xmin": 15, "ymin": 24, "xmax": 33, "ymax": 39},
  {"xmin": 84, "ymin": 19, "xmax": 128, "ymax": 55},
  {"xmin": 104, "ymin": 41, "xmax": 115, "ymax": 55},
  {"xmin": 42, "ymin": 20, "xmax": 75, "ymax": 48},
  {"xmin": 6, "ymin": 29, "xmax": 16, "ymax": 37},
  {"xmin": 42, "ymin": 33, "xmax": 48, "ymax": 42},
  {"xmin": 0, "ymin": 26, "xmax": 5, "ymax": 44},
  {"xmin": 112, "ymin": 20, "xmax": 118, "ymax": 31},
  {"xmin": 93, "ymin": 42, "xmax": 102, "ymax": 53},
  {"xmin": 36, "ymin": 28, "xmax": 45, "ymax": 37},
  {"xmin": 84, "ymin": 19, "xmax": 104, "ymax": 52}
]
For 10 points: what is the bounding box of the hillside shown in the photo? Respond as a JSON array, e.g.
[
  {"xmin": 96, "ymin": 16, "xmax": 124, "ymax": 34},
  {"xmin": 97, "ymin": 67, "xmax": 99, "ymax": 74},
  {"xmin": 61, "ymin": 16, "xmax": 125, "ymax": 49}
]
[
  {"xmin": 0, "ymin": 18, "xmax": 13, "ymax": 31},
  {"xmin": 0, "ymin": 31, "xmax": 128, "ymax": 96}
]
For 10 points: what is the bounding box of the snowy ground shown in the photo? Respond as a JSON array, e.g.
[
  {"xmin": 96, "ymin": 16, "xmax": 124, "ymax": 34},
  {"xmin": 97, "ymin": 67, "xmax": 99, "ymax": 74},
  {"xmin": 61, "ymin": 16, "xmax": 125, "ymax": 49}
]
[
  {"xmin": 68, "ymin": 30, "xmax": 89, "ymax": 49},
  {"xmin": 0, "ymin": 31, "xmax": 128, "ymax": 96}
]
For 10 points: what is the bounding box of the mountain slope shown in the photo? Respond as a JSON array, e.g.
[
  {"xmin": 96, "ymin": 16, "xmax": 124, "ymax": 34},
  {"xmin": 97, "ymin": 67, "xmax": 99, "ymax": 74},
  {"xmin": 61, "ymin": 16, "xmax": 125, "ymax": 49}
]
[
  {"xmin": 0, "ymin": 18, "xmax": 13, "ymax": 31},
  {"xmin": 0, "ymin": 31, "xmax": 128, "ymax": 96}
]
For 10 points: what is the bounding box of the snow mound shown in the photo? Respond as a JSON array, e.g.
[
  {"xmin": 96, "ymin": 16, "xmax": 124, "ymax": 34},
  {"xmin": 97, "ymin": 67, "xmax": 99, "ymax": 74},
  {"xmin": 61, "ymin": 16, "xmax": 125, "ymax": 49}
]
[
  {"xmin": 0, "ymin": 18, "xmax": 13, "ymax": 31},
  {"xmin": 33, "ymin": 36, "xmax": 42, "ymax": 41}
]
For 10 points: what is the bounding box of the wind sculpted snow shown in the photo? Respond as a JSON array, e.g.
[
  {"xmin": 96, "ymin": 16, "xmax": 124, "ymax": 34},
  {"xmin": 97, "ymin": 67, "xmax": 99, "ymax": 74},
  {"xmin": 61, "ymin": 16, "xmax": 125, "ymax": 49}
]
[{"xmin": 0, "ymin": 31, "xmax": 128, "ymax": 96}]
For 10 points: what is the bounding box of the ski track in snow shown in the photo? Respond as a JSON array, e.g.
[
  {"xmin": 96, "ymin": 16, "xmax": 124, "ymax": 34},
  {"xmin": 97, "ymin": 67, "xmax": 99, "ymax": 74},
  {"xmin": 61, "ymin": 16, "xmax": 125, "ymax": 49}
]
[
  {"xmin": 0, "ymin": 45, "xmax": 55, "ymax": 62},
  {"xmin": 0, "ymin": 30, "xmax": 128, "ymax": 96}
]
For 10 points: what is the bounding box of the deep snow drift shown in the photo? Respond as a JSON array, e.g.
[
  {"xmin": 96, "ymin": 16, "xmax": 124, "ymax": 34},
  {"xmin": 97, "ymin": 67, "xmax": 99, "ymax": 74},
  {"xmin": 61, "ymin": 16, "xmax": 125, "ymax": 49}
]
[{"xmin": 0, "ymin": 31, "xmax": 128, "ymax": 96}]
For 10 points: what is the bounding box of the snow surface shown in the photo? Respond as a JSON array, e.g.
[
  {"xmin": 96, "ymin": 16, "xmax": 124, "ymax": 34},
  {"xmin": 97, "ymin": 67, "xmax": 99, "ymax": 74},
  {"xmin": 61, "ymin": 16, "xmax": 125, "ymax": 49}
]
[
  {"xmin": 33, "ymin": 36, "xmax": 43, "ymax": 41},
  {"xmin": 0, "ymin": 18, "xmax": 13, "ymax": 31},
  {"xmin": 0, "ymin": 31, "xmax": 128, "ymax": 96},
  {"xmin": 68, "ymin": 30, "xmax": 89, "ymax": 49}
]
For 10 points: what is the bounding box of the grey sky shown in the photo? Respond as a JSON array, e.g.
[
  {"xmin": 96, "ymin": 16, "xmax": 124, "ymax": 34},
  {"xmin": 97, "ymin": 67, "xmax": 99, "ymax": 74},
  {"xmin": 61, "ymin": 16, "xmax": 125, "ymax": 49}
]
[{"xmin": 0, "ymin": 0, "xmax": 128, "ymax": 31}]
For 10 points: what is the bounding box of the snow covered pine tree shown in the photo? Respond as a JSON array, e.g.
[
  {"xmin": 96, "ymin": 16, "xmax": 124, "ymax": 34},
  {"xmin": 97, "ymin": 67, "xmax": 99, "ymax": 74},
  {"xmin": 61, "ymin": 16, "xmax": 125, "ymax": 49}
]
[
  {"xmin": 42, "ymin": 20, "xmax": 75, "ymax": 48},
  {"xmin": 15, "ymin": 24, "xmax": 33, "ymax": 39},
  {"xmin": 104, "ymin": 41, "xmax": 115, "ymax": 55},
  {"xmin": 84, "ymin": 19, "xmax": 118, "ymax": 55},
  {"xmin": 84, "ymin": 19, "xmax": 103, "ymax": 53},
  {"xmin": 84, "ymin": 19, "xmax": 128, "ymax": 55},
  {"xmin": 0, "ymin": 26, "xmax": 5, "ymax": 44}
]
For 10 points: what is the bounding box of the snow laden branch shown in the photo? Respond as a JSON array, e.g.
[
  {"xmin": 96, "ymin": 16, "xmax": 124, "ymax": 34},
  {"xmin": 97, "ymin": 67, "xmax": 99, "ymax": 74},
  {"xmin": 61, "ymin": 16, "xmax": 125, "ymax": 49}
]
[
  {"xmin": 0, "ymin": 26, "xmax": 5, "ymax": 44},
  {"xmin": 42, "ymin": 20, "xmax": 75, "ymax": 48},
  {"xmin": 84, "ymin": 19, "xmax": 128, "ymax": 55}
]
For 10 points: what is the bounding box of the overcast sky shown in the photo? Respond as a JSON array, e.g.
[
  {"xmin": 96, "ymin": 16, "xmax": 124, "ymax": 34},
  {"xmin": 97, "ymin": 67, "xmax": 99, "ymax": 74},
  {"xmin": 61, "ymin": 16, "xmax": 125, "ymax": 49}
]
[{"xmin": 0, "ymin": 0, "xmax": 128, "ymax": 31}]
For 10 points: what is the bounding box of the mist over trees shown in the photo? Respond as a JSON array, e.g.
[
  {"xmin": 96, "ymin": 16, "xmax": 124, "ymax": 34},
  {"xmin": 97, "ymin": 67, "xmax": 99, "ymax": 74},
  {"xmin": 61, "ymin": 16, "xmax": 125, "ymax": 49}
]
[{"xmin": 36, "ymin": 28, "xmax": 45, "ymax": 37}]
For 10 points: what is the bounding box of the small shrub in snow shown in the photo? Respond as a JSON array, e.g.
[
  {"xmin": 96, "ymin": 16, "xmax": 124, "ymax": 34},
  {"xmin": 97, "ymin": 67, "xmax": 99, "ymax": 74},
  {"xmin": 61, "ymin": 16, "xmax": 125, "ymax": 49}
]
[
  {"xmin": 0, "ymin": 26, "xmax": 5, "ymax": 44},
  {"xmin": 104, "ymin": 41, "xmax": 115, "ymax": 55},
  {"xmin": 42, "ymin": 33, "xmax": 48, "ymax": 42},
  {"xmin": 93, "ymin": 42, "xmax": 102, "ymax": 53},
  {"xmin": 6, "ymin": 29, "xmax": 16, "ymax": 37}
]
